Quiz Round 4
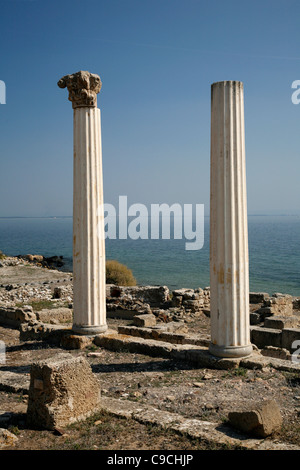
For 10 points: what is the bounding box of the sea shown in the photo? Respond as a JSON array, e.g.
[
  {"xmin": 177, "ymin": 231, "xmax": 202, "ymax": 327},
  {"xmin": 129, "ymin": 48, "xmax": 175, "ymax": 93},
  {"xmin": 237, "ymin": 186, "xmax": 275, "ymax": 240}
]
[{"xmin": 0, "ymin": 216, "xmax": 299, "ymax": 297}]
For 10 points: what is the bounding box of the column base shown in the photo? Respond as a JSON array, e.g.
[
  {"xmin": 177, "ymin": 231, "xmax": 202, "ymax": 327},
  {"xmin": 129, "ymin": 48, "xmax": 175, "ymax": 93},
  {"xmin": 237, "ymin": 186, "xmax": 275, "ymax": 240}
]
[
  {"xmin": 72, "ymin": 324, "xmax": 108, "ymax": 336},
  {"xmin": 209, "ymin": 343, "xmax": 253, "ymax": 359}
]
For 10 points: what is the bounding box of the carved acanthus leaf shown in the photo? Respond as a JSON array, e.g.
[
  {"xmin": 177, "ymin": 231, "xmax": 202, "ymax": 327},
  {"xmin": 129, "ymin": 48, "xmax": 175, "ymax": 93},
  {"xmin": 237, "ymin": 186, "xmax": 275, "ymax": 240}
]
[{"xmin": 58, "ymin": 71, "xmax": 102, "ymax": 108}]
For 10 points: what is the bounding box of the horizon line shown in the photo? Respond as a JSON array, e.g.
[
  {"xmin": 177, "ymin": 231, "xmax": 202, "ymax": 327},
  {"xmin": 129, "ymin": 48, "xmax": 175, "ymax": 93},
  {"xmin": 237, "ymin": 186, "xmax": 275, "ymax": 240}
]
[{"xmin": 0, "ymin": 214, "xmax": 299, "ymax": 219}]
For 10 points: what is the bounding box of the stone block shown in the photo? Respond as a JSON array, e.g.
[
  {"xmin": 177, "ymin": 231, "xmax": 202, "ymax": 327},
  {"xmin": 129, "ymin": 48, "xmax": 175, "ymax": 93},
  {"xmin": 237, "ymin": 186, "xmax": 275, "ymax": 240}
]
[
  {"xmin": 53, "ymin": 287, "xmax": 62, "ymax": 299},
  {"xmin": 36, "ymin": 307, "xmax": 73, "ymax": 324},
  {"xmin": 264, "ymin": 316, "xmax": 298, "ymax": 330},
  {"xmin": 260, "ymin": 346, "xmax": 291, "ymax": 360},
  {"xmin": 0, "ymin": 306, "xmax": 36, "ymax": 328},
  {"xmin": 122, "ymin": 285, "xmax": 170, "ymax": 307},
  {"xmin": 255, "ymin": 307, "xmax": 273, "ymax": 320},
  {"xmin": 282, "ymin": 328, "xmax": 300, "ymax": 352},
  {"xmin": 172, "ymin": 288, "xmax": 194, "ymax": 298},
  {"xmin": 266, "ymin": 294, "xmax": 293, "ymax": 316},
  {"xmin": 60, "ymin": 334, "xmax": 94, "ymax": 350},
  {"xmin": 250, "ymin": 312, "xmax": 262, "ymax": 325},
  {"xmin": 250, "ymin": 326, "xmax": 282, "ymax": 348},
  {"xmin": 249, "ymin": 292, "xmax": 270, "ymax": 304},
  {"xmin": 171, "ymin": 296, "xmax": 183, "ymax": 307},
  {"xmin": 293, "ymin": 298, "xmax": 300, "ymax": 310},
  {"xmin": 26, "ymin": 353, "xmax": 101, "ymax": 430},
  {"xmin": 94, "ymin": 332, "xmax": 173, "ymax": 357},
  {"xmin": 19, "ymin": 322, "xmax": 71, "ymax": 344},
  {"xmin": 154, "ymin": 322, "xmax": 188, "ymax": 334},
  {"xmin": 133, "ymin": 313, "xmax": 157, "ymax": 328},
  {"xmin": 228, "ymin": 399, "xmax": 282, "ymax": 437}
]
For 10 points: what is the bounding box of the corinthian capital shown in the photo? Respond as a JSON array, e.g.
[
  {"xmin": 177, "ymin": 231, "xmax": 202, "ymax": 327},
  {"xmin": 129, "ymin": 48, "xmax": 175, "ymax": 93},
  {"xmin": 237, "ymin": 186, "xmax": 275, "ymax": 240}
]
[{"xmin": 57, "ymin": 70, "xmax": 102, "ymax": 109}]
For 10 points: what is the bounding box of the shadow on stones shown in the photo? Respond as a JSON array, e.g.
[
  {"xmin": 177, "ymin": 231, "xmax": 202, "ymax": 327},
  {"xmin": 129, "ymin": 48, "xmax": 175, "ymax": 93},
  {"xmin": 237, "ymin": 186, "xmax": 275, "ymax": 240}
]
[
  {"xmin": 91, "ymin": 359, "xmax": 196, "ymax": 374},
  {"xmin": 215, "ymin": 423, "xmax": 255, "ymax": 442},
  {"xmin": 0, "ymin": 364, "xmax": 31, "ymax": 374},
  {"xmin": 6, "ymin": 342, "xmax": 60, "ymax": 353}
]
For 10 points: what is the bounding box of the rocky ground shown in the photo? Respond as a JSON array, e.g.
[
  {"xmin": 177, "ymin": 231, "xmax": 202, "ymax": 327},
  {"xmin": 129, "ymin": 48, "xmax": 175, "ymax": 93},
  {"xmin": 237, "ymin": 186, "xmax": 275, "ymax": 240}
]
[{"xmin": 0, "ymin": 256, "xmax": 300, "ymax": 450}]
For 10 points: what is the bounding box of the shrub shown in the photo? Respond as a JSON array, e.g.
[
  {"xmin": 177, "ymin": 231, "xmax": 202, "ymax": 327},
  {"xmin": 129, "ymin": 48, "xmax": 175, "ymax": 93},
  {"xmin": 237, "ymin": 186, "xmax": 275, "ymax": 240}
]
[
  {"xmin": 0, "ymin": 250, "xmax": 6, "ymax": 260},
  {"xmin": 106, "ymin": 260, "xmax": 136, "ymax": 286}
]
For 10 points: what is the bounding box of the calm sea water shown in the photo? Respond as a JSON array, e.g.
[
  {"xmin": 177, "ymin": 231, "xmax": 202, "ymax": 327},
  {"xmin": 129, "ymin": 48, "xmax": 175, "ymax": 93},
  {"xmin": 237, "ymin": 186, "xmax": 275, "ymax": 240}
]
[{"xmin": 0, "ymin": 216, "xmax": 299, "ymax": 296}]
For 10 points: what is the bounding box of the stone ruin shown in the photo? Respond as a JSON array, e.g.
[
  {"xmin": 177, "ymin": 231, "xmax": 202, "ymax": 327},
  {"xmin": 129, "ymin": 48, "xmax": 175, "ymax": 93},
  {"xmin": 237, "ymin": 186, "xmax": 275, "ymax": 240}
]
[{"xmin": 0, "ymin": 75, "xmax": 299, "ymax": 445}]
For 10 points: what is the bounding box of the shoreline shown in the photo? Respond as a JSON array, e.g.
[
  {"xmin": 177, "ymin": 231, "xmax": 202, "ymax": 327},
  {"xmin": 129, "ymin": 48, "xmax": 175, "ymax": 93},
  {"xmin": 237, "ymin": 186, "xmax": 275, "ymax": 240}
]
[{"xmin": 0, "ymin": 254, "xmax": 299, "ymax": 306}]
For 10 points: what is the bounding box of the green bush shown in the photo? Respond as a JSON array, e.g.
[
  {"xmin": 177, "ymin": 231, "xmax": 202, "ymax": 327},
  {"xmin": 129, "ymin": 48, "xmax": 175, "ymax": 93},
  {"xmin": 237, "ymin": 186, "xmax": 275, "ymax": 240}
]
[
  {"xmin": 0, "ymin": 250, "xmax": 6, "ymax": 260},
  {"xmin": 106, "ymin": 260, "xmax": 136, "ymax": 286}
]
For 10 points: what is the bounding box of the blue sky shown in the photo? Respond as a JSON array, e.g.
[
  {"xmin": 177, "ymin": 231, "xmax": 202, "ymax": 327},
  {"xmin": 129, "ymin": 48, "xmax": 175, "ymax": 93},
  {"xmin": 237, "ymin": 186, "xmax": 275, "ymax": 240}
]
[{"xmin": 0, "ymin": 0, "xmax": 299, "ymax": 216}]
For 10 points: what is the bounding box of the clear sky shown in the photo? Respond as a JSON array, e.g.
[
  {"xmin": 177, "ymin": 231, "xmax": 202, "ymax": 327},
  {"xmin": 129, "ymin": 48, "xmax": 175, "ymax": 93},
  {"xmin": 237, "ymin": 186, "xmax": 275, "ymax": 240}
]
[{"xmin": 0, "ymin": 0, "xmax": 299, "ymax": 217}]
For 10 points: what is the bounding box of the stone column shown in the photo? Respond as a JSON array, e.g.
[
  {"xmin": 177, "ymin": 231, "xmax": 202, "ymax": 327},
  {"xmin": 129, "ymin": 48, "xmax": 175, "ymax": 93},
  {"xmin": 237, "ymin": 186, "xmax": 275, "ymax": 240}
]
[
  {"xmin": 209, "ymin": 81, "xmax": 252, "ymax": 358},
  {"xmin": 58, "ymin": 71, "xmax": 107, "ymax": 335}
]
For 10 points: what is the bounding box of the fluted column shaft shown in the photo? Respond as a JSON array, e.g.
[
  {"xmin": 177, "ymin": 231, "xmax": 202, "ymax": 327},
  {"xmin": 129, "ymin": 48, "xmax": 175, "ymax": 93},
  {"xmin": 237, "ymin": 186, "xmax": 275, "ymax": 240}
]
[
  {"xmin": 209, "ymin": 81, "xmax": 252, "ymax": 358},
  {"xmin": 72, "ymin": 107, "xmax": 107, "ymax": 334},
  {"xmin": 58, "ymin": 71, "xmax": 107, "ymax": 335}
]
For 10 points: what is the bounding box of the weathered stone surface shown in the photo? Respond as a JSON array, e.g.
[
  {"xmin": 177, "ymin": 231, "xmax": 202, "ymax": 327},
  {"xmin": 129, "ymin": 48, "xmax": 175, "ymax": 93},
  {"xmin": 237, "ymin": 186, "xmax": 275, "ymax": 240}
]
[
  {"xmin": 228, "ymin": 399, "xmax": 283, "ymax": 437},
  {"xmin": 172, "ymin": 288, "xmax": 194, "ymax": 298},
  {"xmin": 250, "ymin": 326, "xmax": 282, "ymax": 348},
  {"xmin": 101, "ymin": 397, "xmax": 296, "ymax": 450},
  {"xmin": 133, "ymin": 314, "xmax": 157, "ymax": 328},
  {"xmin": 59, "ymin": 71, "xmax": 107, "ymax": 336},
  {"xmin": 52, "ymin": 287, "xmax": 62, "ymax": 299},
  {"xmin": 250, "ymin": 312, "xmax": 262, "ymax": 325},
  {"xmin": 58, "ymin": 70, "xmax": 102, "ymax": 109},
  {"xmin": 264, "ymin": 315, "xmax": 298, "ymax": 330},
  {"xmin": 0, "ymin": 306, "xmax": 36, "ymax": 328},
  {"xmin": 293, "ymin": 298, "xmax": 300, "ymax": 310},
  {"xmin": 0, "ymin": 428, "xmax": 18, "ymax": 448},
  {"xmin": 123, "ymin": 285, "xmax": 170, "ymax": 306},
  {"xmin": 171, "ymin": 288, "xmax": 209, "ymax": 314},
  {"xmin": 60, "ymin": 333, "xmax": 94, "ymax": 350},
  {"xmin": 249, "ymin": 292, "xmax": 270, "ymax": 304},
  {"xmin": 282, "ymin": 328, "xmax": 300, "ymax": 352},
  {"xmin": 94, "ymin": 332, "xmax": 174, "ymax": 358},
  {"xmin": 26, "ymin": 353, "xmax": 101, "ymax": 430},
  {"xmin": 186, "ymin": 348, "xmax": 241, "ymax": 370},
  {"xmin": 19, "ymin": 322, "xmax": 71, "ymax": 344},
  {"xmin": 154, "ymin": 322, "xmax": 189, "ymax": 334},
  {"xmin": 0, "ymin": 370, "xmax": 30, "ymax": 393},
  {"xmin": 117, "ymin": 324, "xmax": 208, "ymax": 348},
  {"xmin": 260, "ymin": 346, "xmax": 291, "ymax": 360},
  {"xmin": 255, "ymin": 307, "xmax": 274, "ymax": 320},
  {"xmin": 36, "ymin": 307, "xmax": 73, "ymax": 324},
  {"xmin": 260, "ymin": 294, "xmax": 294, "ymax": 317},
  {"xmin": 209, "ymin": 81, "xmax": 252, "ymax": 359}
]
